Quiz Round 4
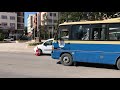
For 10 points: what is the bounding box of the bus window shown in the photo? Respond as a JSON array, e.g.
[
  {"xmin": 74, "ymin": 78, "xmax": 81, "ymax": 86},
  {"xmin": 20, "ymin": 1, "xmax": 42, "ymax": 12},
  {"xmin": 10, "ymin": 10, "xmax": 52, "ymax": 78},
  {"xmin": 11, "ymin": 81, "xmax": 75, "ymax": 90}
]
[
  {"xmin": 108, "ymin": 23, "xmax": 120, "ymax": 40},
  {"xmin": 82, "ymin": 28, "xmax": 90, "ymax": 40},
  {"xmin": 91, "ymin": 27, "xmax": 106, "ymax": 40},
  {"xmin": 91, "ymin": 28, "xmax": 101, "ymax": 40},
  {"xmin": 109, "ymin": 27, "xmax": 120, "ymax": 40},
  {"xmin": 70, "ymin": 25, "xmax": 90, "ymax": 40}
]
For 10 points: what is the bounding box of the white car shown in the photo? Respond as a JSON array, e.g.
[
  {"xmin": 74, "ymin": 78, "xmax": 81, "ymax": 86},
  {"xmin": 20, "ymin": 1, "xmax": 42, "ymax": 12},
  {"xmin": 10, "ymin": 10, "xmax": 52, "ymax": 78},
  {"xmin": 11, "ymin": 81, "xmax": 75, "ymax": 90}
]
[
  {"xmin": 34, "ymin": 38, "xmax": 54, "ymax": 56},
  {"xmin": 4, "ymin": 37, "xmax": 14, "ymax": 41}
]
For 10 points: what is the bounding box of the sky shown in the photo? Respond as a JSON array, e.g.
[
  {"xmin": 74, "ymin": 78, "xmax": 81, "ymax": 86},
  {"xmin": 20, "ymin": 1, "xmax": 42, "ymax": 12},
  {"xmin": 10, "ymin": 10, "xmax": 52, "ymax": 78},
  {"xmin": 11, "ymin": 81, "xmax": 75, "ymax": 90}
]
[{"xmin": 24, "ymin": 12, "xmax": 37, "ymax": 27}]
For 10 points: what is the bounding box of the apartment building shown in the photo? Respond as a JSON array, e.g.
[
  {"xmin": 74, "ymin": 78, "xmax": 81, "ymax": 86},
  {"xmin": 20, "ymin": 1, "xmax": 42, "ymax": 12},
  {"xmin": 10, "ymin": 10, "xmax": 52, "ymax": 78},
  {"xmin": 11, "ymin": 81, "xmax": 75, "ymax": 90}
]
[
  {"xmin": 27, "ymin": 14, "xmax": 34, "ymax": 33},
  {"xmin": 27, "ymin": 12, "xmax": 58, "ymax": 39},
  {"xmin": 40, "ymin": 12, "xmax": 58, "ymax": 38},
  {"xmin": 16, "ymin": 12, "xmax": 24, "ymax": 39},
  {"xmin": 40, "ymin": 12, "xmax": 58, "ymax": 30},
  {"xmin": 0, "ymin": 12, "xmax": 17, "ymax": 38},
  {"xmin": 0, "ymin": 12, "xmax": 24, "ymax": 40}
]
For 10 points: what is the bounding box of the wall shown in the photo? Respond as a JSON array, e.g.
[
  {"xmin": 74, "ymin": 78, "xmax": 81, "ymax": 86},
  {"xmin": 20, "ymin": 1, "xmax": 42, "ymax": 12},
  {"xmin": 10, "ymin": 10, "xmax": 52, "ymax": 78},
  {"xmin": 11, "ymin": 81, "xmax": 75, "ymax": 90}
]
[{"xmin": 0, "ymin": 12, "xmax": 17, "ymax": 29}]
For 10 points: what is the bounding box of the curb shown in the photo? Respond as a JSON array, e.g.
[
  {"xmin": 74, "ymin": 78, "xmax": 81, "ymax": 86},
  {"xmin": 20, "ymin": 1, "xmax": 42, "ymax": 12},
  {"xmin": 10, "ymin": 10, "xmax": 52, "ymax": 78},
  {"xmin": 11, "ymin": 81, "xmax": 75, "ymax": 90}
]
[
  {"xmin": 26, "ymin": 45, "xmax": 35, "ymax": 48},
  {"xmin": 0, "ymin": 50, "xmax": 33, "ymax": 53}
]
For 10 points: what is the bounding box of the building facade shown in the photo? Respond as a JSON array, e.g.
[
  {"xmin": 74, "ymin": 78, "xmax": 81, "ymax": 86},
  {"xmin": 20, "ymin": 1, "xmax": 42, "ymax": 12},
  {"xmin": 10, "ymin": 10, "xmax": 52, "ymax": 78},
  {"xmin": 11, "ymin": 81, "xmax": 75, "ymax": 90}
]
[
  {"xmin": 27, "ymin": 14, "xmax": 34, "ymax": 33},
  {"xmin": 0, "ymin": 12, "xmax": 17, "ymax": 38},
  {"xmin": 40, "ymin": 12, "xmax": 58, "ymax": 38},
  {"xmin": 0, "ymin": 12, "xmax": 24, "ymax": 40},
  {"xmin": 27, "ymin": 12, "xmax": 58, "ymax": 39},
  {"xmin": 16, "ymin": 12, "xmax": 24, "ymax": 39}
]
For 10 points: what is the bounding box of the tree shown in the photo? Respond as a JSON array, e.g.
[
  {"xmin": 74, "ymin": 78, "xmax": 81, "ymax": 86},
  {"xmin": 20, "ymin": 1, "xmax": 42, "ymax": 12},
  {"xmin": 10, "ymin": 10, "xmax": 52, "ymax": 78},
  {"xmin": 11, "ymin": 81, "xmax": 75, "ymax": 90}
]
[
  {"xmin": 59, "ymin": 12, "xmax": 120, "ymax": 24},
  {"xmin": 24, "ymin": 26, "xmax": 28, "ymax": 35},
  {"xmin": 42, "ymin": 13, "xmax": 48, "ymax": 39},
  {"xmin": 0, "ymin": 30, "xmax": 4, "ymax": 41}
]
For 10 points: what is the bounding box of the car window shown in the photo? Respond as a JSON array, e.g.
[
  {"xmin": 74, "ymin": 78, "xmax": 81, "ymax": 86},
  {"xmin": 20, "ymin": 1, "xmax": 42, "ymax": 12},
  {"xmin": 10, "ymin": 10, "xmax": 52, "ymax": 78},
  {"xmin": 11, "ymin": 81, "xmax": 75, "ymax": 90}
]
[{"xmin": 44, "ymin": 40, "xmax": 53, "ymax": 46}]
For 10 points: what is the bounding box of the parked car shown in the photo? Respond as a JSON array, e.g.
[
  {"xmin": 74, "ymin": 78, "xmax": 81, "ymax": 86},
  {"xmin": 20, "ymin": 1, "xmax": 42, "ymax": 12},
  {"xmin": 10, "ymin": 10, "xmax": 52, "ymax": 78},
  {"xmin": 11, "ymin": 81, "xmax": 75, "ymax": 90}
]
[
  {"xmin": 4, "ymin": 37, "xmax": 14, "ymax": 41},
  {"xmin": 34, "ymin": 38, "xmax": 54, "ymax": 56}
]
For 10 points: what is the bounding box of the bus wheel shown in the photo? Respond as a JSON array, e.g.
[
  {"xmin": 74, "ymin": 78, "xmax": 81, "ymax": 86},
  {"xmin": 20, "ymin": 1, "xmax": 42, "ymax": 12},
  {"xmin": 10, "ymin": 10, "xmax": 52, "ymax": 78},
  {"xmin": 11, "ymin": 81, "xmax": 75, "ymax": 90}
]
[
  {"xmin": 116, "ymin": 58, "xmax": 120, "ymax": 70},
  {"xmin": 60, "ymin": 53, "xmax": 73, "ymax": 66}
]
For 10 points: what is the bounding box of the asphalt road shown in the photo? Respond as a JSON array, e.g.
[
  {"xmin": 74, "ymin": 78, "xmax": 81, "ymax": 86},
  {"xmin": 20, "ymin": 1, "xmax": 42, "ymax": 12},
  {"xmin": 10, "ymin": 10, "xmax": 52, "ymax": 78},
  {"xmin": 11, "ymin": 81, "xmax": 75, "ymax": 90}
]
[{"xmin": 0, "ymin": 52, "xmax": 120, "ymax": 78}]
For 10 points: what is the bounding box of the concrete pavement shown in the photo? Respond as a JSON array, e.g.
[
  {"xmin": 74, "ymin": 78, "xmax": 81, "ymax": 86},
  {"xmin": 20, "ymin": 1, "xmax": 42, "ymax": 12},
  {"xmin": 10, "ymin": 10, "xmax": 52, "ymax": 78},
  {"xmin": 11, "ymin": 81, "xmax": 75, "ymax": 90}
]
[{"xmin": 0, "ymin": 42, "xmax": 34, "ymax": 53}]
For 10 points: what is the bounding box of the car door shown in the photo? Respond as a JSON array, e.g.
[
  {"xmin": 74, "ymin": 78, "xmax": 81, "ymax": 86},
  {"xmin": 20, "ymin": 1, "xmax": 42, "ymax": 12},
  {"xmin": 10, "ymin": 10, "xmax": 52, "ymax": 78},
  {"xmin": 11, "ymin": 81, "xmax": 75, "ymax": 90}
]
[{"xmin": 43, "ymin": 40, "xmax": 53, "ymax": 54}]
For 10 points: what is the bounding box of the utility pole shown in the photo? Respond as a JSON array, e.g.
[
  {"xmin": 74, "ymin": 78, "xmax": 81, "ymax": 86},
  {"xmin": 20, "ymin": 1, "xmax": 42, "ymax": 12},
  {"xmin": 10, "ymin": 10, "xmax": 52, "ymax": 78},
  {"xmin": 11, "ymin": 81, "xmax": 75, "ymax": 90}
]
[
  {"xmin": 39, "ymin": 12, "xmax": 41, "ymax": 42},
  {"xmin": 38, "ymin": 25, "xmax": 41, "ymax": 42},
  {"xmin": 52, "ymin": 12, "xmax": 54, "ymax": 38}
]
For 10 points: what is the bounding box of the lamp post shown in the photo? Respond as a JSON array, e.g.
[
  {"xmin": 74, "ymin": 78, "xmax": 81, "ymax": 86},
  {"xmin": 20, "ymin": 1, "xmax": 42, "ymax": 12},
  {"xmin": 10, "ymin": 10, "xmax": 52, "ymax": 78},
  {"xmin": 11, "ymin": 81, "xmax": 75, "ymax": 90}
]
[
  {"xmin": 38, "ymin": 25, "xmax": 41, "ymax": 42},
  {"xmin": 52, "ymin": 13, "xmax": 54, "ymax": 38}
]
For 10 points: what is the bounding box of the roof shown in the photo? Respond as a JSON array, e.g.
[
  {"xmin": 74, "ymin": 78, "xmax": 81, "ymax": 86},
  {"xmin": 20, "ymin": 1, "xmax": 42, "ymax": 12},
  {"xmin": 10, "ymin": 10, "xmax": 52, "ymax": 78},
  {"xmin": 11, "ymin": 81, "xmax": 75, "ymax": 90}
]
[{"xmin": 59, "ymin": 18, "xmax": 120, "ymax": 26}]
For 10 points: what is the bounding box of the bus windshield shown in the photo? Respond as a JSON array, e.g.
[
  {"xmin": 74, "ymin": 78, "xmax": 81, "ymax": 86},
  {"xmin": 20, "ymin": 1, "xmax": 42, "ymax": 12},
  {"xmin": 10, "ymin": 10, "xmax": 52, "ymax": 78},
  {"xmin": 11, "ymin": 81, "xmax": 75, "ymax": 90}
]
[{"xmin": 58, "ymin": 25, "xmax": 69, "ymax": 40}]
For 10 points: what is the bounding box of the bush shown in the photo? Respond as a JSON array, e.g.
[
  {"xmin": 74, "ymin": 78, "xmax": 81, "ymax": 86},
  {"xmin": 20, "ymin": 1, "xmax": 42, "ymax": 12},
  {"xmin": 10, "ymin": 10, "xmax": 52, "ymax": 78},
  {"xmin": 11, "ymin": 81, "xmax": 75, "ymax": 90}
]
[
  {"xmin": 28, "ymin": 42, "xmax": 43, "ymax": 46},
  {"xmin": 19, "ymin": 35, "xmax": 29, "ymax": 40},
  {"xmin": 0, "ymin": 33, "xmax": 4, "ymax": 41}
]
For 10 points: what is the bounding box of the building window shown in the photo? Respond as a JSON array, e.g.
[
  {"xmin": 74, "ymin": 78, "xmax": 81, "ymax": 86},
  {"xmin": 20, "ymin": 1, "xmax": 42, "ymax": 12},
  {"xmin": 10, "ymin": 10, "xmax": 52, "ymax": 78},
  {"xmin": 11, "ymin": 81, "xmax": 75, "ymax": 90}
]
[
  {"xmin": 17, "ymin": 24, "xmax": 24, "ymax": 29},
  {"xmin": 10, "ymin": 23, "xmax": 15, "ymax": 28},
  {"xmin": 10, "ymin": 16, "xmax": 15, "ymax": 20},
  {"xmin": 49, "ymin": 27, "xmax": 52, "ymax": 29},
  {"xmin": 48, "ymin": 19, "xmax": 52, "ymax": 23},
  {"xmin": 54, "ymin": 13, "xmax": 56, "ymax": 17},
  {"xmin": 50, "ymin": 13, "xmax": 52, "ymax": 16},
  {"xmin": 1, "ymin": 22, "xmax": 7, "ymax": 26},
  {"xmin": 54, "ymin": 20, "xmax": 57, "ymax": 23},
  {"xmin": 1, "ymin": 15, "xmax": 7, "ymax": 19}
]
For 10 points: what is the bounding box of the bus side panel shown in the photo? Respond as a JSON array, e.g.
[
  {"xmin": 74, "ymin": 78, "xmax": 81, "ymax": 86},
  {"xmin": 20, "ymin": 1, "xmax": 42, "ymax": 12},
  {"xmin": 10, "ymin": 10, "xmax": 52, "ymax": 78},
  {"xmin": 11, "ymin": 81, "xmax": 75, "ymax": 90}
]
[
  {"xmin": 101, "ymin": 53, "xmax": 120, "ymax": 65},
  {"xmin": 51, "ymin": 50, "xmax": 61, "ymax": 60},
  {"xmin": 74, "ymin": 51, "xmax": 102, "ymax": 63},
  {"xmin": 69, "ymin": 43, "xmax": 120, "ymax": 65},
  {"xmin": 74, "ymin": 51, "xmax": 88, "ymax": 62}
]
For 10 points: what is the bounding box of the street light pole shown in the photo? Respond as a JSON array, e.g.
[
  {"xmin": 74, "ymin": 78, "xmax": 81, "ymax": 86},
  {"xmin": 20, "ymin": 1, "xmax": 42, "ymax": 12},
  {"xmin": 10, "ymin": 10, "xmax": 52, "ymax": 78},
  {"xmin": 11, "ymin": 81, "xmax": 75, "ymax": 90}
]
[{"xmin": 52, "ymin": 13, "xmax": 54, "ymax": 38}]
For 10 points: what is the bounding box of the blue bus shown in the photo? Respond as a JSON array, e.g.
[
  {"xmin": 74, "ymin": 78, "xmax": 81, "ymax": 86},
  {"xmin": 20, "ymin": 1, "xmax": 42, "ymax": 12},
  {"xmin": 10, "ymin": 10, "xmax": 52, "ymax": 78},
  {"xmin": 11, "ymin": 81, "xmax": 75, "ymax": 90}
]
[{"xmin": 51, "ymin": 18, "xmax": 120, "ymax": 70}]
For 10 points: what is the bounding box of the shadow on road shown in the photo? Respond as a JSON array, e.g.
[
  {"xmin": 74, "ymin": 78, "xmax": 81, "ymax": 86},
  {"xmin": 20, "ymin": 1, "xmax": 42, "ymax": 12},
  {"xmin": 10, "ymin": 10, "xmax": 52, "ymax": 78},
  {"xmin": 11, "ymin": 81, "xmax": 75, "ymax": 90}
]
[
  {"xmin": 41, "ymin": 54, "xmax": 51, "ymax": 56},
  {"xmin": 74, "ymin": 62, "xmax": 117, "ymax": 70},
  {"xmin": 38, "ymin": 54, "xmax": 51, "ymax": 56}
]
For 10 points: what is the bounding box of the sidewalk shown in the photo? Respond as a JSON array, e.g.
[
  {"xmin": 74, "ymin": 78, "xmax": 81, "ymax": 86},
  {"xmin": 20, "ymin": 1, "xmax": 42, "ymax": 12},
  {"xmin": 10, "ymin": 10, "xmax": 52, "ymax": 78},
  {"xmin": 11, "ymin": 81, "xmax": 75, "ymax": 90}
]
[{"xmin": 0, "ymin": 42, "xmax": 34, "ymax": 53}]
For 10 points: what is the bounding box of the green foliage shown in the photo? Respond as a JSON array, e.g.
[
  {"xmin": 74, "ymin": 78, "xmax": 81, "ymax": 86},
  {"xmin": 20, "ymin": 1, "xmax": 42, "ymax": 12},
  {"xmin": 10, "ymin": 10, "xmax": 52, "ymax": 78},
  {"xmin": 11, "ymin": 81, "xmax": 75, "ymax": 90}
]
[
  {"xmin": 19, "ymin": 35, "xmax": 29, "ymax": 40},
  {"xmin": 59, "ymin": 12, "xmax": 119, "ymax": 24},
  {"xmin": 24, "ymin": 27, "xmax": 28, "ymax": 35},
  {"xmin": 0, "ymin": 33, "xmax": 4, "ymax": 41},
  {"xmin": 39, "ymin": 25, "xmax": 50, "ymax": 39},
  {"xmin": 28, "ymin": 42, "xmax": 43, "ymax": 46}
]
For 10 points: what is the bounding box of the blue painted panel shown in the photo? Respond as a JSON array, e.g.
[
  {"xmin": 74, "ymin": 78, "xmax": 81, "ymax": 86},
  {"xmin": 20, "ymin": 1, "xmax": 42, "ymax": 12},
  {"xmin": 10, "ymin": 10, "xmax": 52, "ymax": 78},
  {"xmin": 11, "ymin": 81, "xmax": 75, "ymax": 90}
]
[
  {"xmin": 74, "ymin": 51, "xmax": 102, "ymax": 63},
  {"xmin": 101, "ymin": 53, "xmax": 120, "ymax": 64},
  {"xmin": 51, "ymin": 50, "xmax": 61, "ymax": 60},
  {"xmin": 52, "ymin": 43, "xmax": 120, "ymax": 65}
]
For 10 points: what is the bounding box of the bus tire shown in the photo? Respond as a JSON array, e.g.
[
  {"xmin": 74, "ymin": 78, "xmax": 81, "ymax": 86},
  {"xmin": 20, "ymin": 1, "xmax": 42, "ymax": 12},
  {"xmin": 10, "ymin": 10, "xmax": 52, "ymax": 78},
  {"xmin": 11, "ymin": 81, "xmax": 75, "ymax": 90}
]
[
  {"xmin": 60, "ymin": 53, "xmax": 73, "ymax": 66},
  {"xmin": 116, "ymin": 58, "xmax": 120, "ymax": 70}
]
